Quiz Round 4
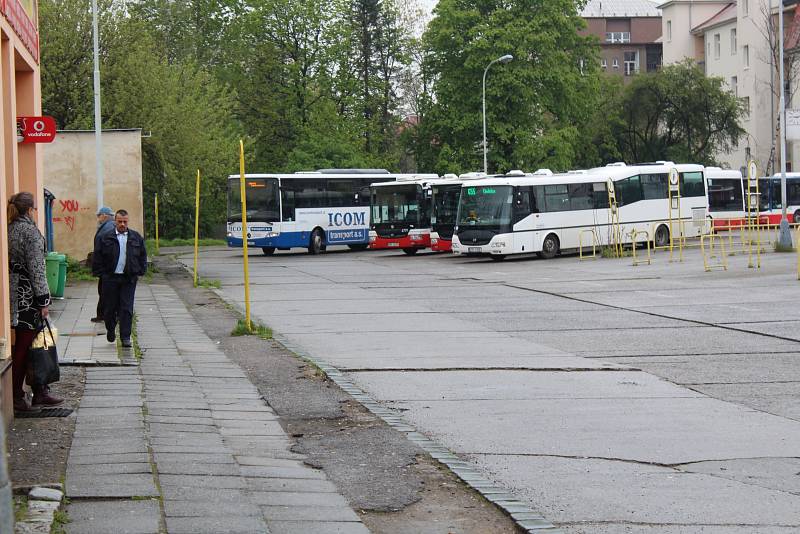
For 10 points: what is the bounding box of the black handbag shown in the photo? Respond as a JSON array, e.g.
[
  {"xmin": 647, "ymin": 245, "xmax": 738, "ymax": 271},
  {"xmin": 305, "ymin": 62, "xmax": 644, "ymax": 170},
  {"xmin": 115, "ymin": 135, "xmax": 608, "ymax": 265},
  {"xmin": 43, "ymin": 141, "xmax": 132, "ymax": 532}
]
[{"xmin": 26, "ymin": 321, "xmax": 60, "ymax": 386}]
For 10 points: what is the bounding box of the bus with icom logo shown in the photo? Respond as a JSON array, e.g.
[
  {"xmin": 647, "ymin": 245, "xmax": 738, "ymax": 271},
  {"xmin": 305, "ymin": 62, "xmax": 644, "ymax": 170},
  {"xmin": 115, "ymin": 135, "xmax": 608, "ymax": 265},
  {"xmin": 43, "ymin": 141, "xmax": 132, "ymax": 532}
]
[{"xmin": 226, "ymin": 169, "xmax": 397, "ymax": 255}]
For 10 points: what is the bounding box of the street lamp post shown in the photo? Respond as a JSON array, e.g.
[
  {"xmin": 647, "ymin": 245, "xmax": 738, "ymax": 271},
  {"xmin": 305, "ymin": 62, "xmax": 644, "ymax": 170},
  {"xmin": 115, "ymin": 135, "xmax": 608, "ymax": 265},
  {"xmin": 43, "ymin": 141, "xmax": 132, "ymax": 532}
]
[
  {"xmin": 778, "ymin": 0, "xmax": 794, "ymax": 248},
  {"xmin": 483, "ymin": 54, "xmax": 513, "ymax": 174}
]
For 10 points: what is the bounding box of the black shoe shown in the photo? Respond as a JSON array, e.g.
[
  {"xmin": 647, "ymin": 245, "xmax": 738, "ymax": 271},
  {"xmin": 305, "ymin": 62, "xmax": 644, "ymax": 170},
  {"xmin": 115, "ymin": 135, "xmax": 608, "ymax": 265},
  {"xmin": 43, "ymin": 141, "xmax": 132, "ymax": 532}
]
[
  {"xmin": 121, "ymin": 339, "xmax": 132, "ymax": 348},
  {"xmin": 90, "ymin": 317, "xmax": 104, "ymax": 323},
  {"xmin": 107, "ymin": 330, "xmax": 116, "ymax": 343}
]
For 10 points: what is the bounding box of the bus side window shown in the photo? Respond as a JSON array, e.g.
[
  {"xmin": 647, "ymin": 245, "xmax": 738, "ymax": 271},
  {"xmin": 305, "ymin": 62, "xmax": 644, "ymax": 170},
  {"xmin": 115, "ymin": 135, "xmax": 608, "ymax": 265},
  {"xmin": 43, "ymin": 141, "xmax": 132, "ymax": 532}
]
[
  {"xmin": 616, "ymin": 175, "xmax": 641, "ymax": 206},
  {"xmin": 513, "ymin": 187, "xmax": 532, "ymax": 223},
  {"xmin": 679, "ymin": 171, "xmax": 704, "ymax": 197},
  {"xmin": 568, "ymin": 183, "xmax": 593, "ymax": 210},
  {"xmin": 282, "ymin": 189, "xmax": 295, "ymax": 221},
  {"xmin": 641, "ymin": 173, "xmax": 668, "ymax": 200},
  {"xmin": 789, "ymin": 179, "xmax": 800, "ymax": 205},
  {"xmin": 544, "ymin": 184, "xmax": 570, "ymax": 212},
  {"xmin": 592, "ymin": 183, "xmax": 609, "ymax": 208}
]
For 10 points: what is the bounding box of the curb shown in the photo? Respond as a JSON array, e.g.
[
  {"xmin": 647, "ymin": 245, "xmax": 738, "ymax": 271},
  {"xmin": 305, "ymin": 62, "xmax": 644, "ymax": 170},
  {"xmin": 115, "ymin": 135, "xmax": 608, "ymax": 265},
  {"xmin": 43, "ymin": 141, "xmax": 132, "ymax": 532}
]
[{"xmin": 204, "ymin": 281, "xmax": 564, "ymax": 534}]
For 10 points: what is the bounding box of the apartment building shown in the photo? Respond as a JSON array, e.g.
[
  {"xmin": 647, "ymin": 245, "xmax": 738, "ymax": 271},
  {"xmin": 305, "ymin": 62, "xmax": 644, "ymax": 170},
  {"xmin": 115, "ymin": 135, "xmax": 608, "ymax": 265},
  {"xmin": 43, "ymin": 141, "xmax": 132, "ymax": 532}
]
[
  {"xmin": 660, "ymin": 0, "xmax": 799, "ymax": 172},
  {"xmin": 581, "ymin": 0, "xmax": 663, "ymax": 80}
]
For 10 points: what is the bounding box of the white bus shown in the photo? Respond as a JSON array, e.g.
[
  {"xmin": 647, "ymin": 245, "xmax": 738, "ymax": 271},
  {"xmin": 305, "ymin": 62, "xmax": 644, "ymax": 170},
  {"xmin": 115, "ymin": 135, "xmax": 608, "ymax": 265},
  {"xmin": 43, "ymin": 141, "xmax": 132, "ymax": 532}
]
[
  {"xmin": 705, "ymin": 167, "xmax": 746, "ymax": 229},
  {"xmin": 226, "ymin": 169, "xmax": 397, "ymax": 255},
  {"xmin": 451, "ymin": 163, "xmax": 708, "ymax": 260}
]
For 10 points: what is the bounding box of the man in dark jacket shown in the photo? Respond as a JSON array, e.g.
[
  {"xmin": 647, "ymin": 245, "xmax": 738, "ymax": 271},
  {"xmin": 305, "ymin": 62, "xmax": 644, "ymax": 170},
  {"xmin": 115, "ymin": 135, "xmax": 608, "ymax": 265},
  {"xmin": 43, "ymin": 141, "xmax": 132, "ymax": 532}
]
[
  {"xmin": 92, "ymin": 209, "xmax": 147, "ymax": 347},
  {"xmin": 90, "ymin": 206, "xmax": 116, "ymax": 323}
]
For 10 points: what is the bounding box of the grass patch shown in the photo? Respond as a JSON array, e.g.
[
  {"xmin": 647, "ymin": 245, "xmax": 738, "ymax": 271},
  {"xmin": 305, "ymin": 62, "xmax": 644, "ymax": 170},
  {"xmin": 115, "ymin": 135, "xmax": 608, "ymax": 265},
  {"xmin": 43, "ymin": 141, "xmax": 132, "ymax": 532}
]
[
  {"xmin": 196, "ymin": 277, "xmax": 221, "ymax": 289},
  {"xmin": 52, "ymin": 509, "xmax": 70, "ymax": 534},
  {"xmin": 146, "ymin": 238, "xmax": 226, "ymax": 256},
  {"xmin": 231, "ymin": 319, "xmax": 272, "ymax": 340},
  {"xmin": 131, "ymin": 314, "xmax": 143, "ymax": 359},
  {"xmin": 14, "ymin": 496, "xmax": 28, "ymax": 522},
  {"xmin": 773, "ymin": 240, "xmax": 797, "ymax": 253},
  {"xmin": 66, "ymin": 255, "xmax": 95, "ymax": 285},
  {"xmin": 600, "ymin": 246, "xmax": 631, "ymax": 258}
]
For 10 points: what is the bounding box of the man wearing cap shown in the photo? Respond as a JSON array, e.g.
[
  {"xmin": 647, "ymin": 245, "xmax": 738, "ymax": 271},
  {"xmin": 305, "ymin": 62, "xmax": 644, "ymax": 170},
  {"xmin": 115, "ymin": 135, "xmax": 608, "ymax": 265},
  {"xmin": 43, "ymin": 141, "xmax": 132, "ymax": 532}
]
[{"xmin": 90, "ymin": 206, "xmax": 115, "ymax": 323}]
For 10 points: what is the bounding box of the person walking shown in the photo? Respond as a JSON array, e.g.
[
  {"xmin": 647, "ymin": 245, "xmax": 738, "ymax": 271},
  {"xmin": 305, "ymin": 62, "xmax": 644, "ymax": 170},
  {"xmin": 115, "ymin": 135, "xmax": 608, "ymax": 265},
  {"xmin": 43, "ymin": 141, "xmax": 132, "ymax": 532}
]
[
  {"xmin": 7, "ymin": 192, "xmax": 63, "ymax": 412},
  {"xmin": 90, "ymin": 206, "xmax": 115, "ymax": 323},
  {"xmin": 92, "ymin": 209, "xmax": 147, "ymax": 347}
]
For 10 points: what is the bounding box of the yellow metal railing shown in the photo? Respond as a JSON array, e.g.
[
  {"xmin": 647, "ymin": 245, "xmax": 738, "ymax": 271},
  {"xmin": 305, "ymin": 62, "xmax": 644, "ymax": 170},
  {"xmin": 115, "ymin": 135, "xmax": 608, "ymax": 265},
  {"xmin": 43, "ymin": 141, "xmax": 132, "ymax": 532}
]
[
  {"xmin": 700, "ymin": 233, "xmax": 728, "ymax": 272},
  {"xmin": 629, "ymin": 229, "xmax": 651, "ymax": 266},
  {"xmin": 578, "ymin": 228, "xmax": 599, "ymax": 261}
]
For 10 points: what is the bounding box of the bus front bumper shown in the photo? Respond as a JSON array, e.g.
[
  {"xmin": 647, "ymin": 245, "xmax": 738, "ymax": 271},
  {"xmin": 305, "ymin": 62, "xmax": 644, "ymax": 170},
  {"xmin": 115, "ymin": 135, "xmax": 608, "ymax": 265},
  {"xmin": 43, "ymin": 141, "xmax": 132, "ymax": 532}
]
[
  {"xmin": 452, "ymin": 238, "xmax": 509, "ymax": 256},
  {"xmin": 369, "ymin": 233, "xmax": 430, "ymax": 250}
]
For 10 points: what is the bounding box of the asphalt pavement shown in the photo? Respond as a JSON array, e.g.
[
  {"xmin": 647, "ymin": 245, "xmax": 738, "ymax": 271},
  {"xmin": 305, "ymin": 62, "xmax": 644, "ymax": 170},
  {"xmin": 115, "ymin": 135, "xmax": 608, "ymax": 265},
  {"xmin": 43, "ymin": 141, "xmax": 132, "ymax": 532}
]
[{"xmin": 180, "ymin": 244, "xmax": 800, "ymax": 533}]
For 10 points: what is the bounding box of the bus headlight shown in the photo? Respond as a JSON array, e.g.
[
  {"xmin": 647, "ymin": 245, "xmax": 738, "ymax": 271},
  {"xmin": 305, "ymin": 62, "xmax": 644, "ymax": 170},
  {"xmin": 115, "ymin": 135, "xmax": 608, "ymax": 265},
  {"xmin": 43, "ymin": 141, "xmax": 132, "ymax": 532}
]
[{"xmin": 431, "ymin": 238, "xmax": 438, "ymax": 245}]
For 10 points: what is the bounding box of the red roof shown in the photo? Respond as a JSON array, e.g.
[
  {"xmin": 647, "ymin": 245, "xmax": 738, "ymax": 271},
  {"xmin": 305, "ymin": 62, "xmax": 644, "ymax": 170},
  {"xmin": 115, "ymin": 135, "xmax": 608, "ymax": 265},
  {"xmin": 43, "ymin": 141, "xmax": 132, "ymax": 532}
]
[{"xmin": 691, "ymin": 3, "xmax": 736, "ymax": 34}]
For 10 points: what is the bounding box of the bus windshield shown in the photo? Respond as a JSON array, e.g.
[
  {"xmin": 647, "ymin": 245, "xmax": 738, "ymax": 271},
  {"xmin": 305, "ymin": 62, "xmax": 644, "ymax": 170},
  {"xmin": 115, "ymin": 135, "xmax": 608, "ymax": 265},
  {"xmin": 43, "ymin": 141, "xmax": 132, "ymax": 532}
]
[
  {"xmin": 458, "ymin": 185, "xmax": 512, "ymax": 226},
  {"xmin": 707, "ymin": 179, "xmax": 744, "ymax": 212},
  {"xmin": 228, "ymin": 178, "xmax": 280, "ymax": 222},
  {"xmin": 431, "ymin": 184, "xmax": 461, "ymax": 228},
  {"xmin": 371, "ymin": 184, "xmax": 421, "ymax": 225}
]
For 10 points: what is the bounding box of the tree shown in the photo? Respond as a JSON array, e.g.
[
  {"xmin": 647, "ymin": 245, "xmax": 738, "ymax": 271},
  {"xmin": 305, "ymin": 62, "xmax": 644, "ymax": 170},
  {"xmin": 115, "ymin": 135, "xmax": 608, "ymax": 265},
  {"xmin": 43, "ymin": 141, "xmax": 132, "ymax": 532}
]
[
  {"xmin": 613, "ymin": 61, "xmax": 746, "ymax": 165},
  {"xmin": 417, "ymin": 0, "xmax": 599, "ymax": 174}
]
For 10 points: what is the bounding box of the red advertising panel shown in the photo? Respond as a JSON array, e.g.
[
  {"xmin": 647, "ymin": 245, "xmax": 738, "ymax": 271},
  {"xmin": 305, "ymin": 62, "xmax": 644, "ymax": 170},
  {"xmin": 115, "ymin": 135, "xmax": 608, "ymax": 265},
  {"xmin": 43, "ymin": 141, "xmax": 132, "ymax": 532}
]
[{"xmin": 16, "ymin": 116, "xmax": 57, "ymax": 144}]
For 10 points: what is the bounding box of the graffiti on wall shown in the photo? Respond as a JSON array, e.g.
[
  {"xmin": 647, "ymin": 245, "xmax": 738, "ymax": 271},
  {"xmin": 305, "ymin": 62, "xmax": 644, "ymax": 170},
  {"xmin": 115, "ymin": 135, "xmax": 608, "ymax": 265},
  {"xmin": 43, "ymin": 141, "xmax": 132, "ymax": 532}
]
[{"xmin": 52, "ymin": 199, "xmax": 91, "ymax": 231}]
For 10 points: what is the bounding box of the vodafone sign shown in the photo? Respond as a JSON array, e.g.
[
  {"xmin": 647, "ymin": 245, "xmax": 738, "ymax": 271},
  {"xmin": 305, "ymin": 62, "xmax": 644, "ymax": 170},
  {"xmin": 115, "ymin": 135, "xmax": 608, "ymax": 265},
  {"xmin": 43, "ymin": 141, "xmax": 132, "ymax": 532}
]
[{"xmin": 16, "ymin": 116, "xmax": 56, "ymax": 144}]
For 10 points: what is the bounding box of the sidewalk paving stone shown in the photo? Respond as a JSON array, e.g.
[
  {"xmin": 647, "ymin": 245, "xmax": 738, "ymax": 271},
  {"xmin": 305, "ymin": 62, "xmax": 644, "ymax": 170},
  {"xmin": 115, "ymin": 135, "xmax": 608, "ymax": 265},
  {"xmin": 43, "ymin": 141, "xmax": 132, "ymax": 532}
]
[{"xmin": 63, "ymin": 282, "xmax": 369, "ymax": 533}]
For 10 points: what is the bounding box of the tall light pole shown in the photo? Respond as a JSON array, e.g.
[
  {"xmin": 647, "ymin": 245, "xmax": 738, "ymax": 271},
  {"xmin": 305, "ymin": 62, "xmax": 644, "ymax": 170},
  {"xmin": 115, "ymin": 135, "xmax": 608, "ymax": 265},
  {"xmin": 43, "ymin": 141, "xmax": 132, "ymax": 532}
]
[
  {"xmin": 778, "ymin": 0, "xmax": 794, "ymax": 248},
  {"xmin": 483, "ymin": 54, "xmax": 513, "ymax": 174},
  {"xmin": 92, "ymin": 0, "xmax": 104, "ymax": 209}
]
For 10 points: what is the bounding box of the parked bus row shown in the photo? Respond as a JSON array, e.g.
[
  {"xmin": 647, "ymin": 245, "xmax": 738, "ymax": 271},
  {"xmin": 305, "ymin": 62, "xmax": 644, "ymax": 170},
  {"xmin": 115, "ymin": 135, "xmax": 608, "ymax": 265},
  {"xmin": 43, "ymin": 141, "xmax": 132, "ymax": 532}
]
[{"xmin": 226, "ymin": 164, "xmax": 797, "ymax": 260}]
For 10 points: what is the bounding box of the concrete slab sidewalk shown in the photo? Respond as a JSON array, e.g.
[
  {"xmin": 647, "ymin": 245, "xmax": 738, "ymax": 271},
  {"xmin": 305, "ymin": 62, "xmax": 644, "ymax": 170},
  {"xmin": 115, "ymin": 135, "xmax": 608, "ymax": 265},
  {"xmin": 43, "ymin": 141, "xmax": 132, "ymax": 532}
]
[{"xmin": 62, "ymin": 282, "xmax": 369, "ymax": 534}]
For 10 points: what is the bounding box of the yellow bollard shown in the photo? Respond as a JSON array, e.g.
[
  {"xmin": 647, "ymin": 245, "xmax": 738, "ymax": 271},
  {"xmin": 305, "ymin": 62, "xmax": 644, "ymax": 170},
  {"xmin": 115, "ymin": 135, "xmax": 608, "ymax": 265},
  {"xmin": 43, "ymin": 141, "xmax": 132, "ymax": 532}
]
[
  {"xmin": 239, "ymin": 141, "xmax": 252, "ymax": 331},
  {"xmin": 154, "ymin": 193, "xmax": 159, "ymax": 255},
  {"xmin": 193, "ymin": 169, "xmax": 201, "ymax": 288}
]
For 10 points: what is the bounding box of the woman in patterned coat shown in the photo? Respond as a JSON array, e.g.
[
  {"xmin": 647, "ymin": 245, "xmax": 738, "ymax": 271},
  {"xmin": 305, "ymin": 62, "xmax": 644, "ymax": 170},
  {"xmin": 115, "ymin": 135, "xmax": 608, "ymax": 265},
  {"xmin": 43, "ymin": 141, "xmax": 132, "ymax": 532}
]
[{"xmin": 7, "ymin": 192, "xmax": 62, "ymax": 412}]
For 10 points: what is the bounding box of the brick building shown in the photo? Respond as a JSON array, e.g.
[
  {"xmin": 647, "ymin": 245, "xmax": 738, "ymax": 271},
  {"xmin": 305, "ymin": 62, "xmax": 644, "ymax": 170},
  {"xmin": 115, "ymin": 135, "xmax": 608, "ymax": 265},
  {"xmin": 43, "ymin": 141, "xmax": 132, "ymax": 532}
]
[{"xmin": 581, "ymin": 0, "xmax": 664, "ymax": 79}]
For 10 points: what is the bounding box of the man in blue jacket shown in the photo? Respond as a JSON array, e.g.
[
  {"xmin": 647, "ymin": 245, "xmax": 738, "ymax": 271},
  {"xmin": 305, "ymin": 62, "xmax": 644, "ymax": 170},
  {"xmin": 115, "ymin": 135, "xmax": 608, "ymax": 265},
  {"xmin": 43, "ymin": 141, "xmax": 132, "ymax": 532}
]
[
  {"xmin": 92, "ymin": 209, "xmax": 147, "ymax": 347},
  {"xmin": 90, "ymin": 206, "xmax": 115, "ymax": 323}
]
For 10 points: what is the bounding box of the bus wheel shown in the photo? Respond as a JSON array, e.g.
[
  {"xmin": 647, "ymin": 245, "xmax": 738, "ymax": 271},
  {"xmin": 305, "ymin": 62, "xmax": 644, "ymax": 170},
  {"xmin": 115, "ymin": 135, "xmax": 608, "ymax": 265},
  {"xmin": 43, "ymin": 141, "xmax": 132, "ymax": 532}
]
[
  {"xmin": 308, "ymin": 229, "xmax": 324, "ymax": 255},
  {"xmin": 654, "ymin": 225, "xmax": 670, "ymax": 247},
  {"xmin": 537, "ymin": 234, "xmax": 559, "ymax": 259},
  {"xmin": 490, "ymin": 254, "xmax": 506, "ymax": 261},
  {"xmin": 794, "ymin": 210, "xmax": 800, "ymax": 224},
  {"xmin": 261, "ymin": 247, "xmax": 276, "ymax": 255},
  {"xmin": 348, "ymin": 244, "xmax": 368, "ymax": 251},
  {"xmin": 402, "ymin": 248, "xmax": 418, "ymax": 255}
]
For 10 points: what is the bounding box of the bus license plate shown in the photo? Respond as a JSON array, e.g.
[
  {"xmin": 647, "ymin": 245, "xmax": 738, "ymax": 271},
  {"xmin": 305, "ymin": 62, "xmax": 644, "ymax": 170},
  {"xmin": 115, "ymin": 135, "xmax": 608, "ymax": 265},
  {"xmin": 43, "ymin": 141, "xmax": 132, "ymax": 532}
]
[
  {"xmin": 468, "ymin": 247, "xmax": 482, "ymax": 253},
  {"xmin": 387, "ymin": 242, "xmax": 400, "ymax": 247}
]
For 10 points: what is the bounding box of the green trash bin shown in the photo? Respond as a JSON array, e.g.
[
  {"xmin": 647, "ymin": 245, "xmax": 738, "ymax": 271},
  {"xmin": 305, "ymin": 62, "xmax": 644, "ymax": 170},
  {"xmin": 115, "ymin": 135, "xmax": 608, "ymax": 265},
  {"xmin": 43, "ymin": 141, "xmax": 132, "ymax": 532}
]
[
  {"xmin": 45, "ymin": 252, "xmax": 60, "ymax": 296},
  {"xmin": 56, "ymin": 254, "xmax": 68, "ymax": 298}
]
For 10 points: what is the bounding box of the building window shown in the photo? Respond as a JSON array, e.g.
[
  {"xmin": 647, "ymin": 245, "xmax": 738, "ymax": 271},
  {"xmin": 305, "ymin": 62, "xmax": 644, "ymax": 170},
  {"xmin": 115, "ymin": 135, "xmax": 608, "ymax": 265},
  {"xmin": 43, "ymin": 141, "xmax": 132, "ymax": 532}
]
[
  {"xmin": 605, "ymin": 32, "xmax": 631, "ymax": 43},
  {"xmin": 731, "ymin": 29, "xmax": 737, "ymax": 54},
  {"xmin": 731, "ymin": 76, "xmax": 738, "ymax": 97},
  {"xmin": 667, "ymin": 21, "xmax": 672, "ymax": 42},
  {"xmin": 624, "ymin": 51, "xmax": 639, "ymax": 76},
  {"xmin": 707, "ymin": 41, "xmax": 711, "ymax": 59},
  {"xmin": 743, "ymin": 0, "xmax": 749, "ymax": 16},
  {"xmin": 612, "ymin": 58, "xmax": 619, "ymax": 69},
  {"xmin": 744, "ymin": 45, "xmax": 750, "ymax": 68},
  {"xmin": 714, "ymin": 33, "xmax": 721, "ymax": 59},
  {"xmin": 601, "ymin": 58, "xmax": 607, "ymax": 68},
  {"xmin": 743, "ymin": 96, "xmax": 750, "ymax": 117}
]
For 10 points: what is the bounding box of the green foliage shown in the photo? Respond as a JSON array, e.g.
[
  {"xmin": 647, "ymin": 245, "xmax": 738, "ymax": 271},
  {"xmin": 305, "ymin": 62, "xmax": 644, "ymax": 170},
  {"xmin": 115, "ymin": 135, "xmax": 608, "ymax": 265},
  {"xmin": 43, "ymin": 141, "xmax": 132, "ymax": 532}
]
[
  {"xmin": 417, "ymin": 0, "xmax": 599, "ymax": 174},
  {"xmin": 231, "ymin": 319, "xmax": 273, "ymax": 339},
  {"xmin": 612, "ymin": 60, "xmax": 746, "ymax": 165},
  {"xmin": 66, "ymin": 255, "xmax": 95, "ymax": 284},
  {"xmin": 196, "ymin": 278, "xmax": 222, "ymax": 289}
]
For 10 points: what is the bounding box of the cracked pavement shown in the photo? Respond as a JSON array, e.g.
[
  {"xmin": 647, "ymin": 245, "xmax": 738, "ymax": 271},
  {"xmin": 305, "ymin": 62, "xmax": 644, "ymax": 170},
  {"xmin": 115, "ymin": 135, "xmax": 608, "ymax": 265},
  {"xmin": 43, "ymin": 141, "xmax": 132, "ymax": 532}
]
[{"xmin": 179, "ymin": 245, "xmax": 800, "ymax": 533}]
